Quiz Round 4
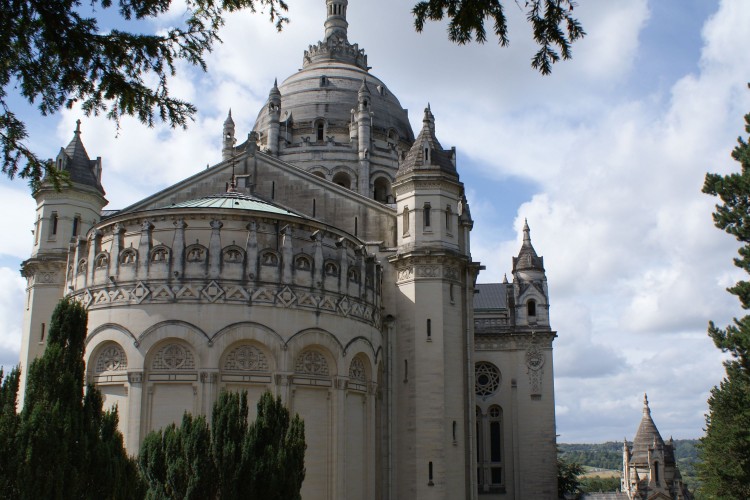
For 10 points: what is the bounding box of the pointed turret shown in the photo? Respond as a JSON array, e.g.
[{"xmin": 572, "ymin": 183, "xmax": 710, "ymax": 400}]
[
  {"xmin": 356, "ymin": 78, "xmax": 372, "ymax": 195},
  {"xmin": 631, "ymin": 394, "xmax": 667, "ymax": 465},
  {"xmin": 513, "ymin": 219, "xmax": 545, "ymax": 273},
  {"xmin": 222, "ymin": 109, "xmax": 236, "ymax": 161},
  {"xmin": 54, "ymin": 120, "xmax": 104, "ymax": 194},
  {"xmin": 397, "ymin": 105, "xmax": 457, "ymax": 176},
  {"xmin": 266, "ymin": 80, "xmax": 282, "ymax": 155}
]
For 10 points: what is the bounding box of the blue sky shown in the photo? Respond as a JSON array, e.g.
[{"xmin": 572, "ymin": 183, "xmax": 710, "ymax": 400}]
[{"xmin": 2, "ymin": 0, "xmax": 749, "ymax": 443}]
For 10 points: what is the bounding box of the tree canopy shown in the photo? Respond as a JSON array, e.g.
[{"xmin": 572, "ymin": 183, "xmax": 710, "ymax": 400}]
[
  {"xmin": 699, "ymin": 85, "xmax": 750, "ymax": 498},
  {"xmin": 1, "ymin": 0, "xmax": 583, "ymax": 191},
  {"xmin": 139, "ymin": 390, "xmax": 306, "ymax": 499},
  {"xmin": 0, "ymin": 298, "xmax": 142, "ymax": 499}
]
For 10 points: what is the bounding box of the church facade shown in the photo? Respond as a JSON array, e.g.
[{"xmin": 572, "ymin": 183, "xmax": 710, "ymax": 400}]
[{"xmin": 19, "ymin": 1, "xmax": 558, "ymax": 498}]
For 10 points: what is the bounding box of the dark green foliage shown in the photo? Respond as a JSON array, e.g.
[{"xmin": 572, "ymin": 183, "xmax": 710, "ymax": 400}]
[
  {"xmin": 557, "ymin": 454, "xmax": 583, "ymax": 498},
  {"xmin": 211, "ymin": 390, "xmax": 248, "ymax": 500},
  {"xmin": 558, "ymin": 442, "xmax": 622, "ymax": 471},
  {"xmin": 412, "ymin": 0, "xmax": 585, "ymax": 74},
  {"xmin": 1, "ymin": 0, "xmax": 290, "ymax": 191},
  {"xmin": 0, "ymin": 298, "xmax": 142, "ymax": 499},
  {"xmin": 579, "ymin": 475, "xmax": 620, "ymax": 493},
  {"xmin": 139, "ymin": 390, "xmax": 305, "ymax": 500},
  {"xmin": 700, "ymin": 86, "xmax": 750, "ymax": 499},
  {"xmin": 244, "ymin": 391, "xmax": 306, "ymax": 500},
  {"xmin": 139, "ymin": 414, "xmax": 217, "ymax": 500},
  {"xmin": 0, "ymin": 367, "xmax": 20, "ymax": 498}
]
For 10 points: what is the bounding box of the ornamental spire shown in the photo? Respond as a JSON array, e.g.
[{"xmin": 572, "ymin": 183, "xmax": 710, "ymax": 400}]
[{"xmin": 324, "ymin": 0, "xmax": 348, "ymax": 40}]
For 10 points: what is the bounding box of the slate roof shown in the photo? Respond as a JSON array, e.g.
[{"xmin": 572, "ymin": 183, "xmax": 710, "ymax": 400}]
[
  {"xmin": 630, "ymin": 394, "xmax": 675, "ymax": 465},
  {"xmin": 397, "ymin": 106, "xmax": 456, "ymax": 176},
  {"xmin": 513, "ymin": 220, "xmax": 545, "ymax": 272},
  {"xmin": 58, "ymin": 121, "xmax": 104, "ymax": 193},
  {"xmin": 473, "ymin": 283, "xmax": 509, "ymax": 310}
]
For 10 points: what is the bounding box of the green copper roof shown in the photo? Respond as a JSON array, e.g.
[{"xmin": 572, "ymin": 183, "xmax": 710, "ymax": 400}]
[{"xmin": 165, "ymin": 192, "xmax": 302, "ymax": 218}]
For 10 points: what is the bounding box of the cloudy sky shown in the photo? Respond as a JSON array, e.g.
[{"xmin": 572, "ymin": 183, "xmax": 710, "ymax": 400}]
[{"xmin": 2, "ymin": 0, "xmax": 749, "ymax": 443}]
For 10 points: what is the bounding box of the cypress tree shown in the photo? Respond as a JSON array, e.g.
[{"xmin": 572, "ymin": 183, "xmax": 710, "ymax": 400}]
[
  {"xmin": 139, "ymin": 390, "xmax": 305, "ymax": 499},
  {"xmin": 699, "ymin": 88, "xmax": 750, "ymax": 497},
  {"xmin": 0, "ymin": 367, "xmax": 20, "ymax": 498},
  {"xmin": 11, "ymin": 298, "xmax": 142, "ymax": 499}
]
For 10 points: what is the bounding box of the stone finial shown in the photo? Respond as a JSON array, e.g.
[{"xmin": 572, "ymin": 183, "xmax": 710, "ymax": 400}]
[
  {"xmin": 224, "ymin": 109, "xmax": 234, "ymax": 125},
  {"xmin": 643, "ymin": 393, "xmax": 650, "ymax": 415},
  {"xmin": 502, "ymin": 273, "xmax": 508, "ymax": 284},
  {"xmin": 523, "ymin": 218, "xmax": 531, "ymax": 242},
  {"xmin": 75, "ymin": 119, "xmax": 82, "ymax": 135}
]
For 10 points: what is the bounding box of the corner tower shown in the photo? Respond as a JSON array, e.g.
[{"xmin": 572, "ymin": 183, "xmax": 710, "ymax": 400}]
[
  {"xmin": 389, "ymin": 106, "xmax": 478, "ymax": 499},
  {"xmin": 19, "ymin": 121, "xmax": 108, "ymax": 403}
]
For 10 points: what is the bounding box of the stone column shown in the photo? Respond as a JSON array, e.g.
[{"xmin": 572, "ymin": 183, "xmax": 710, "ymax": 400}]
[
  {"xmin": 126, "ymin": 370, "xmax": 144, "ymax": 453},
  {"xmin": 280, "ymin": 225, "xmax": 293, "ymax": 284},
  {"xmin": 209, "ymin": 219, "xmax": 223, "ymax": 279},
  {"xmin": 109, "ymin": 223, "xmax": 123, "ymax": 278},
  {"xmin": 245, "ymin": 220, "xmax": 259, "ymax": 280},
  {"xmin": 172, "ymin": 219, "xmax": 186, "ymax": 279},
  {"xmin": 137, "ymin": 219, "xmax": 153, "ymax": 280}
]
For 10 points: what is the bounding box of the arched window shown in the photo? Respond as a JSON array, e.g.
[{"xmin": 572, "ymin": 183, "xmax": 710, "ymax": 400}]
[
  {"xmin": 373, "ymin": 176, "xmax": 391, "ymax": 203},
  {"xmin": 317, "ymin": 122, "xmax": 324, "ymax": 142},
  {"xmin": 332, "ymin": 171, "xmax": 351, "ymax": 189},
  {"xmin": 527, "ymin": 299, "xmax": 537, "ymax": 317},
  {"xmin": 477, "ymin": 405, "xmax": 504, "ymax": 493}
]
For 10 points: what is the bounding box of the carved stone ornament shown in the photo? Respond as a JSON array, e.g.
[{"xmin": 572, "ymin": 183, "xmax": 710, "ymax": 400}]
[
  {"xmin": 525, "ymin": 344, "xmax": 545, "ymax": 395},
  {"xmin": 349, "ymin": 358, "xmax": 366, "ymax": 382},
  {"xmin": 295, "ymin": 350, "xmax": 329, "ymax": 376},
  {"xmin": 128, "ymin": 371, "xmax": 143, "ymax": 384},
  {"xmin": 224, "ymin": 345, "xmax": 269, "ymax": 372},
  {"xmin": 152, "ymin": 343, "xmax": 195, "ymax": 370},
  {"xmin": 475, "ymin": 362, "xmax": 501, "ymax": 398},
  {"xmin": 95, "ymin": 344, "xmax": 127, "ymax": 372}
]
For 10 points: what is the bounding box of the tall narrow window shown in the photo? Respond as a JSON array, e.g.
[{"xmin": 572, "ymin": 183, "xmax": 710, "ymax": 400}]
[
  {"xmin": 72, "ymin": 215, "xmax": 80, "ymax": 237},
  {"xmin": 423, "ymin": 203, "xmax": 431, "ymax": 228},
  {"xmin": 527, "ymin": 300, "xmax": 537, "ymax": 317},
  {"xmin": 34, "ymin": 216, "xmax": 40, "ymax": 244},
  {"xmin": 426, "ymin": 319, "xmax": 432, "ymax": 340},
  {"xmin": 50, "ymin": 212, "xmax": 58, "ymax": 236},
  {"xmin": 654, "ymin": 461, "xmax": 660, "ymax": 483},
  {"xmin": 403, "ymin": 359, "xmax": 408, "ymax": 383},
  {"xmin": 445, "ymin": 205, "xmax": 452, "ymax": 231},
  {"xmin": 40, "ymin": 323, "xmax": 46, "ymax": 342},
  {"xmin": 317, "ymin": 122, "xmax": 324, "ymax": 142},
  {"xmin": 477, "ymin": 405, "xmax": 504, "ymax": 492},
  {"xmin": 428, "ymin": 461, "xmax": 434, "ymax": 486},
  {"xmin": 403, "ymin": 206, "xmax": 410, "ymax": 235}
]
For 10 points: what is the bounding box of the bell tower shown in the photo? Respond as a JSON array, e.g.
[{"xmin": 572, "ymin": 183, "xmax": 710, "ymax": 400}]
[
  {"xmin": 19, "ymin": 120, "xmax": 107, "ymax": 404},
  {"xmin": 389, "ymin": 106, "xmax": 478, "ymax": 499}
]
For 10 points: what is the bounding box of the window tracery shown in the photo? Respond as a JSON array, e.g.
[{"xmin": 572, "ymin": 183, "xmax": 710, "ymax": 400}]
[
  {"xmin": 295, "ymin": 350, "xmax": 329, "ymax": 376},
  {"xmin": 475, "ymin": 362, "xmax": 501, "ymax": 397},
  {"xmin": 95, "ymin": 344, "xmax": 127, "ymax": 372},
  {"xmin": 152, "ymin": 343, "xmax": 195, "ymax": 370},
  {"xmin": 349, "ymin": 357, "xmax": 366, "ymax": 382},
  {"xmin": 223, "ymin": 345, "xmax": 269, "ymax": 371}
]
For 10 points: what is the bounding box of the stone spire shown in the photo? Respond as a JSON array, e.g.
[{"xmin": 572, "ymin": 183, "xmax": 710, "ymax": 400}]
[
  {"xmin": 513, "ymin": 219, "xmax": 545, "ymax": 273},
  {"xmin": 56, "ymin": 120, "xmax": 104, "ymax": 194},
  {"xmin": 631, "ymin": 392, "xmax": 667, "ymax": 465},
  {"xmin": 222, "ymin": 109, "xmax": 236, "ymax": 161},
  {"xmin": 397, "ymin": 105, "xmax": 457, "ymax": 177}
]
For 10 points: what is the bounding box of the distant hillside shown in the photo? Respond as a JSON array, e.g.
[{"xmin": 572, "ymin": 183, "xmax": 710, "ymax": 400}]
[{"xmin": 559, "ymin": 440, "xmax": 701, "ymax": 492}]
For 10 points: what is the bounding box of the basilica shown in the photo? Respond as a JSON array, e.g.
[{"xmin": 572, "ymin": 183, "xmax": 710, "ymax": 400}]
[{"xmin": 19, "ymin": 1, "xmax": 558, "ymax": 498}]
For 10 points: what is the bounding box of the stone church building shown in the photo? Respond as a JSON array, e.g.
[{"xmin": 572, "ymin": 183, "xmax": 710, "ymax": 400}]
[{"xmin": 19, "ymin": 1, "xmax": 558, "ymax": 498}]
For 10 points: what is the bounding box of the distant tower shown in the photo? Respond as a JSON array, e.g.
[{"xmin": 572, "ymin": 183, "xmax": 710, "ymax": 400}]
[
  {"xmin": 19, "ymin": 120, "xmax": 107, "ymax": 404},
  {"xmin": 389, "ymin": 106, "xmax": 476, "ymax": 499},
  {"xmin": 512, "ymin": 220, "xmax": 550, "ymax": 327},
  {"xmin": 222, "ymin": 109, "xmax": 236, "ymax": 161},
  {"xmin": 622, "ymin": 394, "xmax": 691, "ymax": 500}
]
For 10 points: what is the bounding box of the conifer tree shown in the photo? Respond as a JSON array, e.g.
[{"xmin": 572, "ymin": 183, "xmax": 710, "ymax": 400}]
[
  {"xmin": 139, "ymin": 390, "xmax": 305, "ymax": 499},
  {"xmin": 0, "ymin": 367, "xmax": 20, "ymax": 498},
  {"xmin": 699, "ymin": 88, "xmax": 750, "ymax": 498},
  {"xmin": 7, "ymin": 298, "xmax": 142, "ymax": 499}
]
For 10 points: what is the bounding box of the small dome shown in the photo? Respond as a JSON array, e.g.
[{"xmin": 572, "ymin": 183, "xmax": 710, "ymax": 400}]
[{"xmin": 165, "ymin": 192, "xmax": 303, "ymax": 219}]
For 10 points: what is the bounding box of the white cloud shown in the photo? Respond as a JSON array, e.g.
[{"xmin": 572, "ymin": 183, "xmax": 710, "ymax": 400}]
[{"xmin": 0, "ymin": 267, "xmax": 25, "ymax": 370}]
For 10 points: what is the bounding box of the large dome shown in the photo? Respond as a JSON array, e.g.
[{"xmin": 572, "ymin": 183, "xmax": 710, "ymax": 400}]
[{"xmin": 250, "ymin": 0, "xmax": 414, "ymax": 201}]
